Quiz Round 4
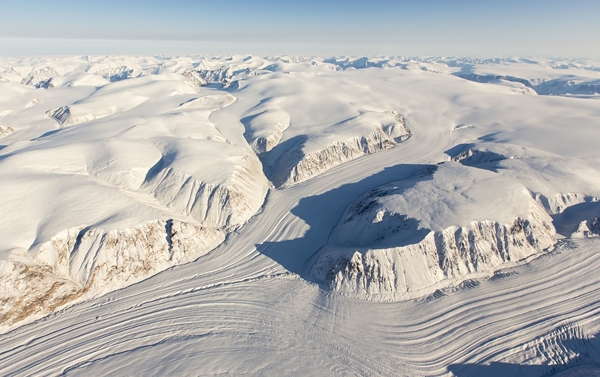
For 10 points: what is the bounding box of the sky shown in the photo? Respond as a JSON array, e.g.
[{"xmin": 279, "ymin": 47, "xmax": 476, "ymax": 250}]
[{"xmin": 1, "ymin": 0, "xmax": 599, "ymax": 58}]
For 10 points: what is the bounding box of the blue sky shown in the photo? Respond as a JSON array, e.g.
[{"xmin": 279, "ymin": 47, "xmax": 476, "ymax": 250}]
[{"xmin": 1, "ymin": 0, "xmax": 599, "ymax": 57}]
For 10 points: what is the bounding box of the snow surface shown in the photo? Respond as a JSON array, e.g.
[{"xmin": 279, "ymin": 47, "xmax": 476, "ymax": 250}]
[{"xmin": 0, "ymin": 55, "xmax": 600, "ymax": 376}]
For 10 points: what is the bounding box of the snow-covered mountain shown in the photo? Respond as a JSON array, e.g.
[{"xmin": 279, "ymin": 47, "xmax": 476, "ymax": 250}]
[
  {"xmin": 1, "ymin": 55, "xmax": 600, "ymax": 376},
  {"xmin": 308, "ymin": 162, "xmax": 557, "ymax": 299}
]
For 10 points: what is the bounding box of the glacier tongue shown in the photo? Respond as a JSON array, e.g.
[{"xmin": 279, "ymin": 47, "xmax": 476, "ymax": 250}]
[
  {"xmin": 0, "ymin": 63, "xmax": 273, "ymax": 333},
  {"xmin": 2, "ymin": 54, "xmax": 600, "ymax": 373}
]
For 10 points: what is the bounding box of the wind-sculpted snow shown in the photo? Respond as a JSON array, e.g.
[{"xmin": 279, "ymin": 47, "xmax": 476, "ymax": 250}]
[
  {"xmin": 1, "ymin": 55, "xmax": 600, "ymax": 375},
  {"xmin": 308, "ymin": 163, "xmax": 556, "ymax": 299}
]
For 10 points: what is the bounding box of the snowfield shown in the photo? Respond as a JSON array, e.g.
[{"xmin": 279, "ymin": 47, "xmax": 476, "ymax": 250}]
[{"xmin": 0, "ymin": 55, "xmax": 600, "ymax": 376}]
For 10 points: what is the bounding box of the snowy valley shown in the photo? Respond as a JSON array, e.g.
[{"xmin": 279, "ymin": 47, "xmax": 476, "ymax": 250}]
[{"xmin": 0, "ymin": 55, "xmax": 600, "ymax": 376}]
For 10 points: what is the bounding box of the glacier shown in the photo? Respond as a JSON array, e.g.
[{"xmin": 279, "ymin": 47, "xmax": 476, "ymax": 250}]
[{"xmin": 0, "ymin": 55, "xmax": 599, "ymax": 376}]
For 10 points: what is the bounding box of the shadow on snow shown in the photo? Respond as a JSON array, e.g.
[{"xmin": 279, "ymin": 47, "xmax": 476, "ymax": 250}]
[
  {"xmin": 255, "ymin": 162, "xmax": 434, "ymax": 280},
  {"xmin": 448, "ymin": 330, "xmax": 600, "ymax": 376}
]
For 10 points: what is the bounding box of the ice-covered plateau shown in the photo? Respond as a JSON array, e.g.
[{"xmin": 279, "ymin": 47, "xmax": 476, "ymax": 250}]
[
  {"xmin": 229, "ymin": 69, "xmax": 413, "ymax": 187},
  {"xmin": 46, "ymin": 90, "xmax": 148, "ymax": 126},
  {"xmin": 0, "ymin": 131, "xmax": 268, "ymax": 330},
  {"xmin": 308, "ymin": 162, "xmax": 558, "ymax": 299},
  {"xmin": 0, "ymin": 55, "xmax": 423, "ymax": 331},
  {"xmin": 449, "ymin": 143, "xmax": 600, "ymax": 218}
]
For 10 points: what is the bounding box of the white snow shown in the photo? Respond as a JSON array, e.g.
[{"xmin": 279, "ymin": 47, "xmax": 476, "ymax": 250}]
[
  {"xmin": 0, "ymin": 55, "xmax": 600, "ymax": 376},
  {"xmin": 308, "ymin": 162, "xmax": 557, "ymax": 298},
  {"xmin": 0, "ymin": 123, "xmax": 15, "ymax": 138}
]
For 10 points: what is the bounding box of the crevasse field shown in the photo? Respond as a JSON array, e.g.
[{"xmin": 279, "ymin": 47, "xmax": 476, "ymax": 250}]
[{"xmin": 1, "ymin": 55, "xmax": 600, "ymax": 376}]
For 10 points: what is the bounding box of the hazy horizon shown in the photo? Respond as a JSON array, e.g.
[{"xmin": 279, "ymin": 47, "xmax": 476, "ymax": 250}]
[{"xmin": 2, "ymin": 0, "xmax": 599, "ymax": 58}]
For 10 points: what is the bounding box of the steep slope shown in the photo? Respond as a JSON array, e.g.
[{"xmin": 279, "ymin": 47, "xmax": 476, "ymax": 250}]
[
  {"xmin": 1, "ymin": 55, "xmax": 600, "ymax": 376},
  {"xmin": 231, "ymin": 70, "xmax": 413, "ymax": 187},
  {"xmin": 241, "ymin": 97, "xmax": 290, "ymax": 154},
  {"xmin": 0, "ymin": 219, "xmax": 224, "ymax": 332},
  {"xmin": 310, "ymin": 137, "xmax": 600, "ymax": 300},
  {"xmin": 271, "ymin": 110, "xmax": 410, "ymax": 187},
  {"xmin": 0, "ymin": 123, "xmax": 14, "ymax": 138},
  {"xmin": 309, "ymin": 163, "xmax": 556, "ymax": 299},
  {"xmin": 21, "ymin": 67, "xmax": 60, "ymax": 86},
  {"xmin": 0, "ymin": 69, "xmax": 269, "ymax": 332}
]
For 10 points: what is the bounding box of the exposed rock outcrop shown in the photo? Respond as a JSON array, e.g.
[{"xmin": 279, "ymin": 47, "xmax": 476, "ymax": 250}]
[
  {"xmin": 250, "ymin": 121, "xmax": 289, "ymax": 154},
  {"xmin": 24, "ymin": 99, "xmax": 39, "ymax": 108},
  {"xmin": 310, "ymin": 213, "xmax": 555, "ymax": 299},
  {"xmin": 536, "ymin": 192, "xmax": 598, "ymax": 215},
  {"xmin": 241, "ymin": 101, "xmax": 291, "ymax": 155},
  {"xmin": 308, "ymin": 163, "xmax": 557, "ymax": 300},
  {"xmin": 273, "ymin": 119, "xmax": 410, "ymax": 187},
  {"xmin": 142, "ymin": 155, "xmax": 267, "ymax": 231},
  {"xmin": 21, "ymin": 67, "xmax": 59, "ymax": 86},
  {"xmin": 46, "ymin": 91, "xmax": 148, "ymax": 126},
  {"xmin": 452, "ymin": 148, "xmax": 508, "ymax": 166},
  {"xmin": 34, "ymin": 78, "xmax": 56, "ymax": 89},
  {"xmin": 0, "ymin": 123, "xmax": 15, "ymax": 138},
  {"xmin": 572, "ymin": 218, "xmax": 600, "ymax": 238},
  {"xmin": 182, "ymin": 70, "xmax": 208, "ymax": 91},
  {"xmin": 0, "ymin": 219, "xmax": 224, "ymax": 332},
  {"xmin": 46, "ymin": 106, "xmax": 76, "ymax": 125}
]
